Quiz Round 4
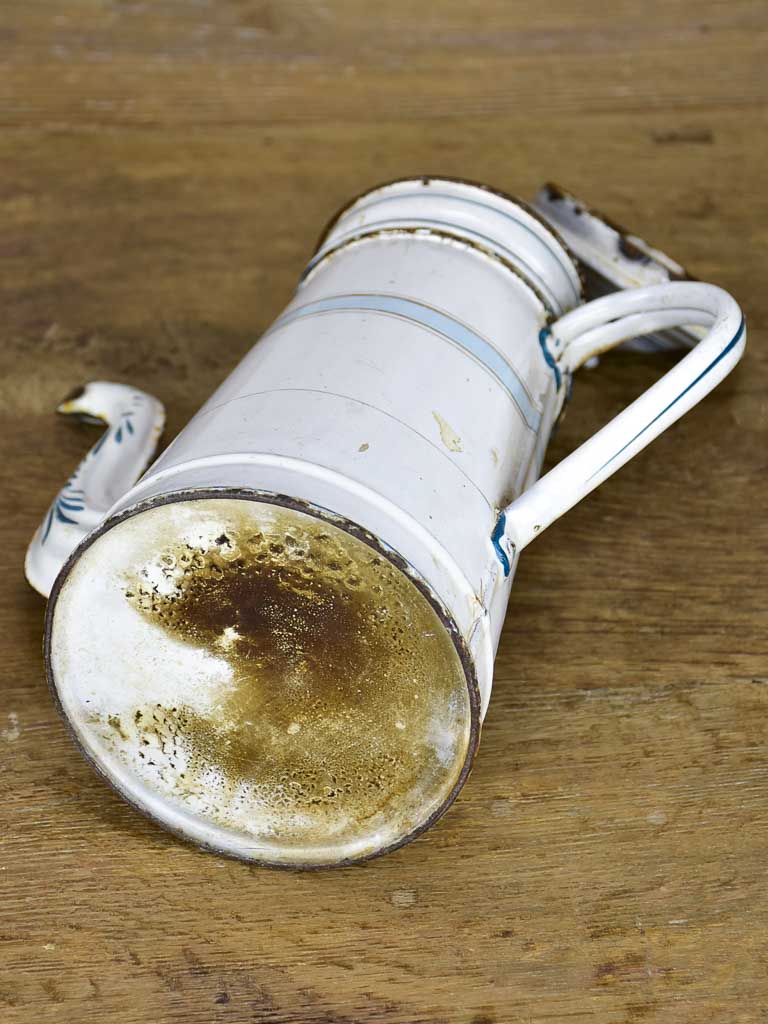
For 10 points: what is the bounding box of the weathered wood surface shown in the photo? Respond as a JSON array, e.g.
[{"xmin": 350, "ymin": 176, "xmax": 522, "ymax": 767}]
[{"xmin": 1, "ymin": 2, "xmax": 767, "ymax": 1021}]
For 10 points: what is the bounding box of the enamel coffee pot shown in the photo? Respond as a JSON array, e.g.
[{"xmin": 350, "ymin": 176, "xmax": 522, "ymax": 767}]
[{"xmin": 26, "ymin": 178, "xmax": 745, "ymax": 867}]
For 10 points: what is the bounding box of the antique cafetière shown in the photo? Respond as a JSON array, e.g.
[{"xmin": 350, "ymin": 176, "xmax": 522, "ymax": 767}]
[{"xmin": 26, "ymin": 178, "xmax": 745, "ymax": 867}]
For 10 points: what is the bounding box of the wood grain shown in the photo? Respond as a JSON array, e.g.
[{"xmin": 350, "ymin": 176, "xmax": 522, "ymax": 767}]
[{"xmin": 1, "ymin": 2, "xmax": 767, "ymax": 1021}]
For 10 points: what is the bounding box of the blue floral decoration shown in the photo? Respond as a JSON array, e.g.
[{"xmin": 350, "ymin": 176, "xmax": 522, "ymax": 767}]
[
  {"xmin": 41, "ymin": 392, "xmax": 146, "ymax": 546},
  {"xmin": 41, "ymin": 481, "xmax": 86, "ymax": 543}
]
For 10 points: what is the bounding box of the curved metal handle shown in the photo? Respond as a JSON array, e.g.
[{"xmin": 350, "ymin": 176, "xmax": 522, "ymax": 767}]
[
  {"xmin": 25, "ymin": 382, "xmax": 165, "ymax": 597},
  {"xmin": 500, "ymin": 282, "xmax": 745, "ymax": 554}
]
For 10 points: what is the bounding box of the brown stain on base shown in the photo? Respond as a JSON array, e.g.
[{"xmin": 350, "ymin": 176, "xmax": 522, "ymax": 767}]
[{"xmin": 97, "ymin": 499, "xmax": 472, "ymax": 853}]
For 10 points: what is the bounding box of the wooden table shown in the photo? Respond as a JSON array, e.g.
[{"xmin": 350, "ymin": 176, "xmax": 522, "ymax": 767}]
[{"xmin": 2, "ymin": 3, "xmax": 766, "ymax": 1021}]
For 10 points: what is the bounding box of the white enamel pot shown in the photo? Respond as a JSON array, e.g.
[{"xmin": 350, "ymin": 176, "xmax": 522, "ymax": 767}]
[{"xmin": 27, "ymin": 178, "xmax": 745, "ymax": 867}]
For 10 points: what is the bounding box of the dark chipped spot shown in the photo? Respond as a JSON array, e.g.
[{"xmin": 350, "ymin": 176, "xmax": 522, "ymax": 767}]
[
  {"xmin": 543, "ymin": 182, "xmax": 567, "ymax": 203},
  {"xmin": 617, "ymin": 234, "xmax": 650, "ymax": 263},
  {"xmin": 214, "ymin": 992, "xmax": 230, "ymax": 1005}
]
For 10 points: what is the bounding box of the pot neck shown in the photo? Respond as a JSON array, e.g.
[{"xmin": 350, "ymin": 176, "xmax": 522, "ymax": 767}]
[{"xmin": 309, "ymin": 176, "xmax": 583, "ymax": 318}]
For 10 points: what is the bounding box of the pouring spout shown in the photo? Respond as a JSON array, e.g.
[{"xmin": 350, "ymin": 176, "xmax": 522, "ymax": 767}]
[{"xmin": 25, "ymin": 381, "xmax": 165, "ymax": 597}]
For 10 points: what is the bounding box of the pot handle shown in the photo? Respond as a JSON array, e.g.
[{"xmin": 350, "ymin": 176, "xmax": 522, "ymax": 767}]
[
  {"xmin": 499, "ymin": 281, "xmax": 745, "ymax": 557},
  {"xmin": 25, "ymin": 382, "xmax": 165, "ymax": 597}
]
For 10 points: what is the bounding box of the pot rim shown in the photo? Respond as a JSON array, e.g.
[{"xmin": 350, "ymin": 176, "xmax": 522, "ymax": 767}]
[{"xmin": 314, "ymin": 173, "xmax": 585, "ymax": 302}]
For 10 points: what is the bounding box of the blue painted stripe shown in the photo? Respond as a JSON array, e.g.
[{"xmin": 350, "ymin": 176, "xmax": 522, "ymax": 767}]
[
  {"xmin": 589, "ymin": 316, "xmax": 745, "ymax": 480},
  {"xmin": 54, "ymin": 506, "xmax": 78, "ymax": 526},
  {"xmin": 269, "ymin": 294, "xmax": 542, "ymax": 432},
  {"xmin": 41, "ymin": 507, "xmax": 54, "ymax": 544}
]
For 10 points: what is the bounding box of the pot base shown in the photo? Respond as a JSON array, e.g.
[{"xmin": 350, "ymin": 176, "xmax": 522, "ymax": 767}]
[{"xmin": 47, "ymin": 495, "xmax": 476, "ymax": 866}]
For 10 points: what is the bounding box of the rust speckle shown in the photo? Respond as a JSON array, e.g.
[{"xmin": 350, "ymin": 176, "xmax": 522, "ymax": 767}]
[{"xmin": 107, "ymin": 714, "xmax": 128, "ymax": 741}]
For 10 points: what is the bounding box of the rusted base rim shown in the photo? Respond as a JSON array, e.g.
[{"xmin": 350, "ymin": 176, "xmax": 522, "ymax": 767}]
[{"xmin": 44, "ymin": 486, "xmax": 482, "ymax": 871}]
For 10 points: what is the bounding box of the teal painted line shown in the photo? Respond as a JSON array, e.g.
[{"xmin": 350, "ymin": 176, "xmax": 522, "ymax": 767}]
[
  {"xmin": 538, "ymin": 326, "xmax": 562, "ymax": 390},
  {"xmin": 269, "ymin": 294, "xmax": 542, "ymax": 432},
  {"xmin": 491, "ymin": 511, "xmax": 511, "ymax": 576},
  {"xmin": 588, "ymin": 316, "xmax": 745, "ymax": 481},
  {"xmin": 347, "ymin": 189, "xmax": 581, "ymax": 304}
]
